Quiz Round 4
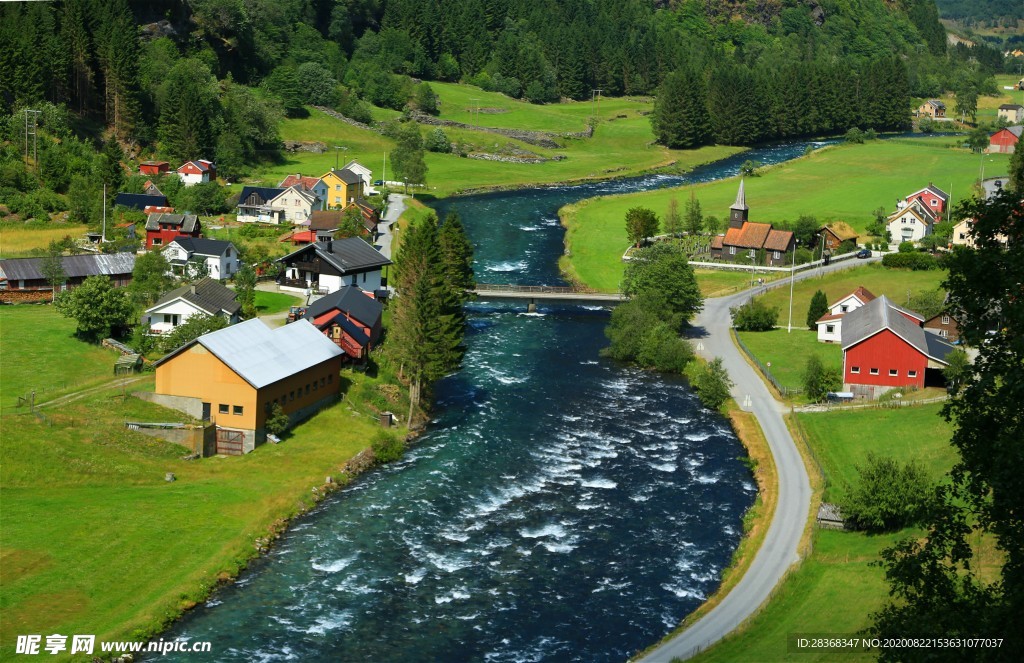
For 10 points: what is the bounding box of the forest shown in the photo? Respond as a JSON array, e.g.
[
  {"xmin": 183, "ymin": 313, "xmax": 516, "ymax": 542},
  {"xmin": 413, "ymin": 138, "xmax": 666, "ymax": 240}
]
[{"xmin": 0, "ymin": 0, "xmax": 1017, "ymax": 227}]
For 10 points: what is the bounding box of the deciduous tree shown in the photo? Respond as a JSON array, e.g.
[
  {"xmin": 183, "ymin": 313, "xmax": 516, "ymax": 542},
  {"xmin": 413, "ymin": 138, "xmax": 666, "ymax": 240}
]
[
  {"xmin": 684, "ymin": 193, "xmax": 703, "ymax": 235},
  {"xmin": 625, "ymin": 207, "xmax": 659, "ymax": 247},
  {"xmin": 806, "ymin": 290, "xmax": 829, "ymax": 330},
  {"xmin": 54, "ymin": 275, "xmax": 134, "ymax": 342}
]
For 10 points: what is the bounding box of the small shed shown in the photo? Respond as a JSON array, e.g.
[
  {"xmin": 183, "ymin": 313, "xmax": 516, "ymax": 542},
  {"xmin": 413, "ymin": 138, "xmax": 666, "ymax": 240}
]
[
  {"xmin": 115, "ymin": 354, "xmax": 143, "ymax": 375},
  {"xmin": 817, "ymin": 502, "xmax": 846, "ymax": 530}
]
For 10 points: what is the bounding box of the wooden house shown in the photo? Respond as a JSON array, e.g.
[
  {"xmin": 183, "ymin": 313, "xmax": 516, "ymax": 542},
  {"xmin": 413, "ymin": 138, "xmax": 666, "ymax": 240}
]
[
  {"xmin": 236, "ymin": 186, "xmax": 286, "ymax": 224},
  {"xmin": 152, "ymin": 319, "xmax": 344, "ymax": 454},
  {"xmin": 177, "ymin": 159, "xmax": 216, "ymax": 186},
  {"xmin": 277, "ymin": 238, "xmax": 391, "ymax": 294},
  {"xmin": 997, "ymin": 104, "xmax": 1024, "ymax": 124},
  {"xmin": 710, "ymin": 181, "xmax": 794, "ymax": 267},
  {"xmin": 145, "ymin": 213, "xmax": 202, "ymax": 250},
  {"xmin": 144, "ymin": 277, "xmax": 241, "ymax": 335},
  {"xmin": 0, "ymin": 253, "xmax": 135, "ymax": 297},
  {"xmin": 818, "ymin": 222, "xmax": 858, "ymax": 253},
  {"xmin": 302, "ymin": 285, "xmax": 384, "ymax": 360},
  {"xmin": 923, "ymin": 310, "xmax": 961, "ymax": 343},
  {"xmin": 917, "ymin": 99, "xmax": 946, "ymax": 118},
  {"xmin": 815, "ymin": 286, "xmax": 876, "ymax": 343},
  {"xmin": 320, "ymin": 168, "xmax": 364, "ymax": 209},
  {"xmin": 139, "ymin": 161, "xmax": 169, "ymax": 176},
  {"xmin": 988, "ymin": 126, "xmax": 1021, "ymax": 154}
]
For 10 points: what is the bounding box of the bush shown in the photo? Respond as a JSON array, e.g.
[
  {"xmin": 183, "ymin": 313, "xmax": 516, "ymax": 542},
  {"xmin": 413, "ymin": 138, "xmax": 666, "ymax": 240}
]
[
  {"xmin": 806, "ymin": 290, "xmax": 829, "ymax": 330},
  {"xmin": 842, "ymin": 453, "xmax": 930, "ymax": 531},
  {"xmin": 693, "ymin": 357, "xmax": 733, "ymax": 411},
  {"xmin": 265, "ymin": 403, "xmax": 290, "ymax": 437},
  {"xmin": 898, "ymin": 241, "xmax": 916, "ymax": 253},
  {"xmin": 802, "ymin": 355, "xmax": 842, "ymax": 402},
  {"xmin": 731, "ymin": 298, "xmax": 779, "ymax": 331},
  {"xmin": 882, "ymin": 252, "xmax": 939, "ymax": 270},
  {"xmin": 424, "ymin": 127, "xmax": 451, "ymax": 153},
  {"xmin": 635, "ymin": 323, "xmax": 695, "ymax": 373},
  {"xmin": 371, "ymin": 430, "xmax": 405, "ymax": 464}
]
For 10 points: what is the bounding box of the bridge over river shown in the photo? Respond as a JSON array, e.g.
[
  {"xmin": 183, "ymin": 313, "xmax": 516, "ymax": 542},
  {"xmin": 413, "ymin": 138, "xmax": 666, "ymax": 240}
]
[{"xmin": 472, "ymin": 283, "xmax": 625, "ymax": 310}]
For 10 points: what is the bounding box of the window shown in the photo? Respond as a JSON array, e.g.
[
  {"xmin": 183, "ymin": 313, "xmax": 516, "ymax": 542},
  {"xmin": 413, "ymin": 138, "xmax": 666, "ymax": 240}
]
[
  {"xmin": 908, "ymin": 370, "xmax": 918, "ymax": 378},
  {"xmin": 305, "ymin": 384, "xmax": 310, "ymax": 395},
  {"xmin": 328, "ymin": 374, "xmax": 333, "ymax": 384},
  {"xmin": 313, "ymin": 381, "xmax": 318, "ymax": 392},
  {"xmin": 219, "ymin": 404, "xmax": 229, "ymax": 414},
  {"xmin": 335, "ymin": 184, "xmax": 341, "ymax": 191},
  {"xmin": 320, "ymin": 377, "xmax": 326, "ymax": 388},
  {"xmin": 773, "ymin": 251, "xmax": 781, "ymax": 260},
  {"xmin": 889, "ymin": 369, "xmax": 898, "ymax": 377},
  {"xmin": 233, "ymin": 405, "xmax": 243, "ymax": 415},
  {"xmin": 869, "ymin": 368, "xmax": 879, "ymax": 375},
  {"xmin": 152, "ymin": 238, "xmax": 162, "ymax": 245},
  {"xmin": 729, "ymin": 246, "xmax": 736, "ymax": 255},
  {"xmin": 941, "ymin": 315, "xmax": 950, "ymax": 325},
  {"xmin": 851, "ymin": 366, "xmax": 860, "ymax": 374},
  {"xmin": 362, "ymin": 271, "xmax": 367, "ymax": 283},
  {"xmin": 939, "ymin": 329, "xmax": 948, "ymax": 338},
  {"xmin": 826, "ymin": 325, "xmax": 835, "ymax": 333},
  {"xmin": 840, "ymin": 305, "xmax": 848, "ymax": 313},
  {"xmin": 289, "ymin": 390, "xmax": 295, "ymax": 402}
]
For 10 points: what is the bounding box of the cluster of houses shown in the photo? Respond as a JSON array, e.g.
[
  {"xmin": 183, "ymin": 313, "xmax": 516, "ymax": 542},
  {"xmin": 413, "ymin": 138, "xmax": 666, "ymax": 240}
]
[
  {"xmin": 236, "ymin": 163, "xmax": 378, "ymax": 231},
  {"xmin": 988, "ymin": 104, "xmax": 1023, "ymax": 154},
  {"xmin": 812, "ymin": 286, "xmax": 959, "ymax": 399}
]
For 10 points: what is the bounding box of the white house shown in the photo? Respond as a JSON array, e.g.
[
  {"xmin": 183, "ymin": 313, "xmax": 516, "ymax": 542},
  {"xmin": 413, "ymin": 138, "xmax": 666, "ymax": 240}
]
[
  {"xmin": 279, "ymin": 174, "xmax": 329, "ymax": 203},
  {"xmin": 887, "ymin": 203, "xmax": 934, "ymax": 244},
  {"xmin": 177, "ymin": 160, "xmax": 216, "ymax": 186},
  {"xmin": 343, "ymin": 159, "xmax": 376, "ymax": 195},
  {"xmin": 144, "ymin": 277, "xmax": 241, "ymax": 335},
  {"xmin": 162, "ymin": 237, "xmax": 241, "ymax": 280},
  {"xmin": 277, "ymin": 238, "xmax": 391, "ymax": 295},
  {"xmin": 816, "ymin": 286, "xmax": 877, "ymax": 343},
  {"xmin": 269, "ymin": 185, "xmax": 321, "ymax": 224}
]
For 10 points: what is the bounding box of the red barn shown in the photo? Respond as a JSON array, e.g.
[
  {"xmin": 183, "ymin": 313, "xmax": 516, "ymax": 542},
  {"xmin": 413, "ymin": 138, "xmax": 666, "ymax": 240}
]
[
  {"xmin": 988, "ymin": 126, "xmax": 1021, "ymax": 154},
  {"xmin": 145, "ymin": 213, "xmax": 202, "ymax": 250},
  {"xmin": 904, "ymin": 184, "xmax": 949, "ymax": 217},
  {"xmin": 841, "ymin": 295, "xmax": 955, "ymax": 399},
  {"xmin": 140, "ymin": 161, "xmax": 169, "ymax": 176}
]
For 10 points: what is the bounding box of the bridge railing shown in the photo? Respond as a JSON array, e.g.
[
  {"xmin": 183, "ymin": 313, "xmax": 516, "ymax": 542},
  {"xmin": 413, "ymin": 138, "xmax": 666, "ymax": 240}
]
[{"xmin": 474, "ymin": 283, "xmax": 615, "ymax": 295}]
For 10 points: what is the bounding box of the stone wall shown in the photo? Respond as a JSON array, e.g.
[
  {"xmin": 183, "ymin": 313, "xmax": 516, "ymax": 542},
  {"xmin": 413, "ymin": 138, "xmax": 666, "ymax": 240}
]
[
  {"xmin": 131, "ymin": 424, "xmax": 216, "ymax": 456},
  {"xmin": 134, "ymin": 391, "xmax": 205, "ymax": 420}
]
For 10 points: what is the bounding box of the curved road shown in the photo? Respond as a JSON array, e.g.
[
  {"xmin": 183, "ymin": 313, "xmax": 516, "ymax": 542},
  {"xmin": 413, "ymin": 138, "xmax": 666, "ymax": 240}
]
[{"xmin": 637, "ymin": 256, "xmax": 879, "ymax": 662}]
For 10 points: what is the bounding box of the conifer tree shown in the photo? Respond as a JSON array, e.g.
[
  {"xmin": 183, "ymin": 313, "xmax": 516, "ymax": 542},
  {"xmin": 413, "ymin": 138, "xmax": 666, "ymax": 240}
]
[
  {"xmin": 806, "ymin": 290, "xmax": 829, "ymax": 330},
  {"xmin": 438, "ymin": 210, "xmax": 476, "ymax": 301},
  {"xmin": 663, "ymin": 198, "xmax": 682, "ymax": 238},
  {"xmin": 684, "ymin": 193, "xmax": 703, "ymax": 235},
  {"xmin": 651, "ymin": 68, "xmax": 710, "ymax": 149}
]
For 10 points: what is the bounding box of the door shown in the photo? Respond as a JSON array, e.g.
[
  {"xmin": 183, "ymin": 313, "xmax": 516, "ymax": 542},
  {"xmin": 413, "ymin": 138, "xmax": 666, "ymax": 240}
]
[
  {"xmin": 202, "ymin": 402, "xmax": 211, "ymax": 421},
  {"xmin": 216, "ymin": 428, "xmax": 244, "ymax": 455}
]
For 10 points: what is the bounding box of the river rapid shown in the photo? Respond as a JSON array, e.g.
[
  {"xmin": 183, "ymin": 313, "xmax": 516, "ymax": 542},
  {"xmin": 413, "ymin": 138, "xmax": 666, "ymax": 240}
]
[{"xmin": 158, "ymin": 140, "xmax": 830, "ymax": 662}]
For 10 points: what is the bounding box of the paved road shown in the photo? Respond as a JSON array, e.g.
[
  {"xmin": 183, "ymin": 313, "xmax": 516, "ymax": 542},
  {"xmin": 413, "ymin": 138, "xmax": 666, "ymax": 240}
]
[
  {"xmin": 637, "ymin": 255, "xmax": 879, "ymax": 662},
  {"xmin": 377, "ymin": 193, "xmax": 407, "ymax": 260}
]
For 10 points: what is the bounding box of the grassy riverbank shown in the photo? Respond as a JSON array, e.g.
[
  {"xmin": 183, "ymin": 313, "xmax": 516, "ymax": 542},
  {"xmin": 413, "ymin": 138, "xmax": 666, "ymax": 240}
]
[
  {"xmin": 559, "ymin": 138, "xmax": 1010, "ymax": 292},
  {"xmin": 0, "ymin": 304, "xmax": 410, "ymax": 659}
]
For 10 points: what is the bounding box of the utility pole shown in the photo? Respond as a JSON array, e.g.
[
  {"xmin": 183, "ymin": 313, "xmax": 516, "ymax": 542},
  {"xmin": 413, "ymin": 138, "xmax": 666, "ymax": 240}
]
[
  {"xmin": 788, "ymin": 239, "xmax": 799, "ymax": 333},
  {"xmin": 24, "ymin": 109, "xmax": 41, "ymax": 172},
  {"xmin": 102, "ymin": 183, "xmax": 107, "ymax": 243},
  {"xmin": 591, "ymin": 89, "xmax": 603, "ymax": 122},
  {"xmin": 469, "ymin": 98, "xmax": 480, "ymax": 124},
  {"xmin": 334, "ymin": 145, "xmax": 348, "ymax": 170}
]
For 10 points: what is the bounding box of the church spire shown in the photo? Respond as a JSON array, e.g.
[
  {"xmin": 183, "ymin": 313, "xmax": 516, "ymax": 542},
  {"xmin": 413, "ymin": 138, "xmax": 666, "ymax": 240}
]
[{"xmin": 731, "ymin": 179, "xmax": 748, "ymax": 211}]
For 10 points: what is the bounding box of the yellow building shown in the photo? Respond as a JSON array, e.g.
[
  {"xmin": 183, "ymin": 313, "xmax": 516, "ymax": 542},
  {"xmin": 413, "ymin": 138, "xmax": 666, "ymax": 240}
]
[
  {"xmin": 319, "ymin": 167, "xmax": 364, "ymax": 209},
  {"xmin": 153, "ymin": 318, "xmax": 344, "ymax": 454}
]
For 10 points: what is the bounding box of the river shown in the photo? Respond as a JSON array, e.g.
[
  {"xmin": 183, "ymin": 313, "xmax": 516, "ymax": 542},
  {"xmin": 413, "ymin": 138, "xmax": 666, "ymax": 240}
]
[{"xmin": 158, "ymin": 140, "xmax": 830, "ymax": 662}]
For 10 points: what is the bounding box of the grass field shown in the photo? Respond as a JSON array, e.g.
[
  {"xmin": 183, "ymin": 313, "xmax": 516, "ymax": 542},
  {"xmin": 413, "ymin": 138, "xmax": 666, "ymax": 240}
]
[
  {"xmin": 693, "ymin": 404, "xmax": 959, "ymax": 662},
  {"xmin": 0, "ymin": 305, "xmax": 410, "ymax": 657},
  {"xmin": 0, "ymin": 224, "xmax": 89, "ymax": 258},
  {"xmin": 736, "ymin": 329, "xmax": 843, "ymax": 392},
  {"xmin": 560, "ymin": 137, "xmax": 1010, "ymax": 291},
  {"xmin": 0, "ymin": 305, "xmax": 121, "ymax": 413},
  {"xmin": 253, "ymin": 290, "xmax": 302, "ymax": 315}
]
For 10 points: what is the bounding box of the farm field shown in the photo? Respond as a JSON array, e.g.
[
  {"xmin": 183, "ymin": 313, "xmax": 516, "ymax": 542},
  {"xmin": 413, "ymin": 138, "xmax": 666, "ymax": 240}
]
[
  {"xmin": 559, "ymin": 137, "xmax": 1009, "ymax": 291},
  {"xmin": 0, "ymin": 306, "xmax": 408, "ymax": 657},
  {"xmin": 694, "ymin": 404, "xmax": 966, "ymax": 663},
  {"xmin": 0, "ymin": 224, "xmax": 89, "ymax": 258}
]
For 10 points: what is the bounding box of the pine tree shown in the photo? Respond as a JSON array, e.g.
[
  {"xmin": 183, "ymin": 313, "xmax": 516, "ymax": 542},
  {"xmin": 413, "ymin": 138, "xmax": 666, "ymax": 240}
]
[
  {"xmin": 806, "ymin": 290, "xmax": 829, "ymax": 330},
  {"xmin": 684, "ymin": 193, "xmax": 703, "ymax": 235},
  {"xmin": 158, "ymin": 59, "xmax": 221, "ymax": 163},
  {"xmin": 651, "ymin": 68, "xmax": 711, "ymax": 149},
  {"xmin": 438, "ymin": 210, "xmax": 476, "ymax": 300}
]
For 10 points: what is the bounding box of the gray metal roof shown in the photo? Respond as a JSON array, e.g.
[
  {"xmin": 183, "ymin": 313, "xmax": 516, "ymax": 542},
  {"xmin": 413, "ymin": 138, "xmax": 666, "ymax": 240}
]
[
  {"xmin": 167, "ymin": 237, "xmax": 234, "ymax": 257},
  {"xmin": 277, "ymin": 238, "xmax": 391, "ymax": 274},
  {"xmin": 155, "ymin": 318, "xmax": 342, "ymax": 389},
  {"xmin": 303, "ymin": 285, "xmax": 382, "ymax": 327},
  {"xmin": 331, "ymin": 168, "xmax": 361, "ymax": 185},
  {"xmin": 0, "ymin": 252, "xmax": 135, "ymax": 282},
  {"xmin": 148, "ymin": 277, "xmax": 240, "ymax": 317},
  {"xmin": 841, "ymin": 295, "xmax": 951, "ymax": 364},
  {"xmin": 145, "ymin": 213, "xmax": 200, "ymax": 232}
]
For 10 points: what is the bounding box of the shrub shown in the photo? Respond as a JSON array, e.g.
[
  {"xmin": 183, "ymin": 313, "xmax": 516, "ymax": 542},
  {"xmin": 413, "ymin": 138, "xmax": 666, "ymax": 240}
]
[
  {"xmin": 802, "ymin": 355, "xmax": 842, "ymax": 402},
  {"xmin": 265, "ymin": 403, "xmax": 290, "ymax": 437},
  {"xmin": 371, "ymin": 430, "xmax": 405, "ymax": 464},
  {"xmin": 842, "ymin": 453, "xmax": 931, "ymax": 531},
  {"xmin": 806, "ymin": 290, "xmax": 829, "ymax": 330},
  {"xmin": 882, "ymin": 252, "xmax": 939, "ymax": 270},
  {"xmin": 692, "ymin": 357, "xmax": 733, "ymax": 411},
  {"xmin": 424, "ymin": 127, "xmax": 452, "ymax": 153},
  {"xmin": 731, "ymin": 298, "xmax": 779, "ymax": 331},
  {"xmin": 635, "ymin": 323, "xmax": 695, "ymax": 373},
  {"xmin": 898, "ymin": 241, "xmax": 916, "ymax": 253}
]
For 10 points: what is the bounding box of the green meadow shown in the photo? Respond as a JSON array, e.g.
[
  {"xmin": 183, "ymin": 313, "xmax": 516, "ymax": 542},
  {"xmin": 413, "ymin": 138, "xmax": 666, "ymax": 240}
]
[
  {"xmin": 736, "ymin": 329, "xmax": 844, "ymax": 393},
  {"xmin": 560, "ymin": 138, "xmax": 1009, "ymax": 292}
]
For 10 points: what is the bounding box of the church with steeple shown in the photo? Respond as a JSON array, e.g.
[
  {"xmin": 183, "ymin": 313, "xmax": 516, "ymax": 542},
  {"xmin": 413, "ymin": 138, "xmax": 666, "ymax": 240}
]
[{"xmin": 710, "ymin": 180, "xmax": 795, "ymax": 267}]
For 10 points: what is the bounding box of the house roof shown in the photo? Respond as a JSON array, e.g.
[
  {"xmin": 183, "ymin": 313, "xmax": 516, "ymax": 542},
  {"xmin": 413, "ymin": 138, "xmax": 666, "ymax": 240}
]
[
  {"xmin": 238, "ymin": 186, "xmax": 285, "ymax": 207},
  {"xmin": 140, "ymin": 161, "xmax": 168, "ymax": 168},
  {"xmin": 924, "ymin": 311, "xmax": 958, "ymax": 325},
  {"xmin": 833, "ymin": 286, "xmax": 876, "ymax": 308},
  {"xmin": 821, "ymin": 221, "xmax": 858, "ymax": 242},
  {"xmin": 145, "ymin": 213, "xmax": 200, "ymax": 232},
  {"xmin": 153, "ymin": 318, "xmax": 343, "ymax": 389},
  {"xmin": 309, "ymin": 207, "xmax": 376, "ymax": 233},
  {"xmin": 730, "ymin": 179, "xmax": 748, "ymax": 211},
  {"xmin": 887, "ymin": 205, "xmax": 933, "ymax": 226},
  {"xmin": 303, "ymin": 285, "xmax": 383, "ymax": 328},
  {"xmin": 314, "ymin": 312, "xmax": 371, "ymax": 348},
  {"xmin": 924, "ymin": 99, "xmax": 946, "ymax": 109},
  {"xmin": 763, "ymin": 228, "xmax": 794, "ymax": 252},
  {"xmin": 326, "ymin": 168, "xmax": 361, "ymax": 185},
  {"xmin": 343, "ymin": 159, "xmax": 370, "ymax": 174},
  {"xmin": 178, "ymin": 159, "xmax": 215, "ymax": 173},
  {"xmin": 841, "ymin": 295, "xmax": 952, "ymax": 363},
  {"xmin": 271, "ymin": 185, "xmax": 317, "ymax": 207},
  {"xmin": 115, "ymin": 193, "xmax": 168, "ymax": 210},
  {"xmin": 998, "ymin": 104, "xmax": 1024, "ymax": 111},
  {"xmin": 148, "ymin": 277, "xmax": 240, "ymax": 317},
  {"xmin": 723, "ymin": 221, "xmax": 772, "ymax": 250},
  {"xmin": 710, "ymin": 235, "xmax": 724, "ymax": 250},
  {"xmin": 277, "ymin": 238, "xmax": 392, "ymax": 274},
  {"xmin": 285, "ymin": 230, "xmax": 317, "ymax": 244},
  {"xmin": 0, "ymin": 252, "xmax": 135, "ymax": 282},
  {"xmin": 996, "ymin": 125, "xmax": 1024, "ymax": 139},
  {"xmin": 815, "ymin": 312, "xmax": 844, "ymax": 324},
  {"xmin": 906, "ymin": 184, "xmax": 949, "ymax": 202},
  {"xmin": 279, "ymin": 174, "xmax": 323, "ymax": 190},
  {"xmin": 165, "ymin": 237, "xmax": 233, "ymax": 257}
]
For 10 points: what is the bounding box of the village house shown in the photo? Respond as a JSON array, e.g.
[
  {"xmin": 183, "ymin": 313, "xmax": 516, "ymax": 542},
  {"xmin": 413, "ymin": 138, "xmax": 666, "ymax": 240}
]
[
  {"xmin": 886, "ymin": 201, "xmax": 935, "ymax": 244},
  {"xmin": 278, "ymin": 174, "xmax": 329, "ymax": 202},
  {"xmin": 302, "ymin": 286, "xmax": 384, "ymax": 360},
  {"xmin": 114, "ymin": 192, "xmax": 168, "ymax": 212},
  {"xmin": 151, "ymin": 318, "xmax": 344, "ymax": 454},
  {"xmin": 308, "ymin": 202, "xmax": 379, "ymax": 242},
  {"xmin": 143, "ymin": 277, "xmax": 241, "ymax": 336},
  {"xmin": 988, "ymin": 125, "xmax": 1021, "ymax": 154},
  {"xmin": 277, "ymin": 237, "xmax": 391, "ymax": 295},
  {"xmin": 904, "ymin": 183, "xmax": 949, "ymax": 218},
  {"xmin": 269, "ymin": 185, "xmax": 321, "ymax": 224},
  {"xmin": 917, "ymin": 99, "xmax": 946, "ymax": 119},
  {"xmin": 177, "ymin": 159, "xmax": 216, "ymax": 186},
  {"xmin": 815, "ymin": 286, "xmax": 876, "ymax": 343},
  {"xmin": 320, "ymin": 167, "xmax": 364, "ymax": 208},
  {"xmin": 236, "ymin": 186, "xmax": 286, "ymax": 224},
  {"xmin": 949, "ymin": 216, "xmax": 1009, "ymax": 249},
  {"xmin": 161, "ymin": 237, "xmax": 240, "ymax": 280},
  {"xmin": 139, "ymin": 161, "xmax": 169, "ymax": 176},
  {"xmin": 709, "ymin": 181, "xmax": 795, "ymax": 267},
  {"xmin": 818, "ymin": 222, "xmax": 858, "ymax": 254},
  {"xmin": 145, "ymin": 213, "xmax": 202, "ymax": 250},
  {"xmin": 342, "ymin": 159, "xmax": 376, "ymax": 195},
  {"xmin": 997, "ymin": 104, "xmax": 1024, "ymax": 124},
  {"xmin": 923, "ymin": 310, "xmax": 961, "ymax": 343},
  {"xmin": 0, "ymin": 252, "xmax": 135, "ymax": 297},
  {"xmin": 841, "ymin": 295, "xmax": 955, "ymax": 399}
]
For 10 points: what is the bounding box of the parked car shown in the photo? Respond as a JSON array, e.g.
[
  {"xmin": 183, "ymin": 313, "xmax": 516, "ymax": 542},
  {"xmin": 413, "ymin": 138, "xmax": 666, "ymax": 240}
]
[
  {"xmin": 856, "ymin": 248, "xmax": 872, "ymax": 259},
  {"xmin": 373, "ymin": 180, "xmax": 383, "ymax": 186}
]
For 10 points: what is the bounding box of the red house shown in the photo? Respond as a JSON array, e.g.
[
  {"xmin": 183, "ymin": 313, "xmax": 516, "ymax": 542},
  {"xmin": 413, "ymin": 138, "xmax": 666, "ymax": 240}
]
[
  {"xmin": 140, "ymin": 161, "xmax": 169, "ymax": 176},
  {"xmin": 145, "ymin": 213, "xmax": 202, "ymax": 250},
  {"xmin": 904, "ymin": 184, "xmax": 949, "ymax": 217},
  {"xmin": 300, "ymin": 286, "xmax": 383, "ymax": 360},
  {"xmin": 988, "ymin": 126, "xmax": 1021, "ymax": 155},
  {"xmin": 841, "ymin": 295, "xmax": 955, "ymax": 399},
  {"xmin": 177, "ymin": 159, "xmax": 217, "ymax": 186}
]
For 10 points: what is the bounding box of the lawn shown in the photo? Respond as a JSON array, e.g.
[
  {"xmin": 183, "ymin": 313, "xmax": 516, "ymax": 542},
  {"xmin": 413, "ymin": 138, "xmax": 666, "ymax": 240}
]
[
  {"xmin": 0, "ymin": 305, "xmax": 121, "ymax": 413},
  {"xmin": 253, "ymin": 289, "xmax": 302, "ymax": 315},
  {"xmin": 736, "ymin": 329, "xmax": 843, "ymax": 393},
  {"xmin": 696, "ymin": 269, "xmax": 782, "ymax": 298},
  {"xmin": 560, "ymin": 137, "xmax": 1010, "ymax": 291},
  {"xmin": 693, "ymin": 404, "xmax": 959, "ymax": 663},
  {"xmin": 0, "ymin": 224, "xmax": 90, "ymax": 258},
  {"xmin": 0, "ymin": 367, "xmax": 409, "ymax": 659}
]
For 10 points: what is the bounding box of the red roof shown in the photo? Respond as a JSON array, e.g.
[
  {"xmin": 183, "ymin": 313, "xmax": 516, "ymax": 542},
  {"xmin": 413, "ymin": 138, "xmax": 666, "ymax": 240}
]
[
  {"xmin": 286, "ymin": 230, "xmax": 316, "ymax": 244},
  {"xmin": 710, "ymin": 235, "xmax": 724, "ymax": 250},
  {"xmin": 763, "ymin": 229, "xmax": 794, "ymax": 252},
  {"xmin": 280, "ymin": 174, "xmax": 322, "ymax": 190},
  {"xmin": 723, "ymin": 222, "xmax": 772, "ymax": 249}
]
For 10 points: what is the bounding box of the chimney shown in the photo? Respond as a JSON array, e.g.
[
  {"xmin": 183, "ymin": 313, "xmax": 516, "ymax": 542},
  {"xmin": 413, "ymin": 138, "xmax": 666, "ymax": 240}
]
[
  {"xmin": 190, "ymin": 285, "xmax": 197, "ymax": 295},
  {"xmin": 327, "ymin": 239, "xmax": 333, "ymax": 252}
]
